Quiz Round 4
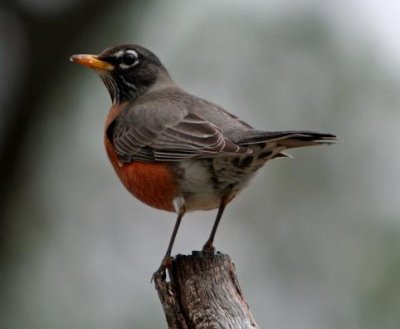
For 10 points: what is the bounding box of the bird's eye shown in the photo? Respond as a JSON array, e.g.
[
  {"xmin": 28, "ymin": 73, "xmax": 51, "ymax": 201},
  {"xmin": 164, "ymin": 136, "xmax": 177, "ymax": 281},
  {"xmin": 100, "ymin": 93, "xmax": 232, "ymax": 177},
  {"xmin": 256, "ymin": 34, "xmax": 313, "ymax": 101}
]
[{"xmin": 120, "ymin": 50, "xmax": 138, "ymax": 68}]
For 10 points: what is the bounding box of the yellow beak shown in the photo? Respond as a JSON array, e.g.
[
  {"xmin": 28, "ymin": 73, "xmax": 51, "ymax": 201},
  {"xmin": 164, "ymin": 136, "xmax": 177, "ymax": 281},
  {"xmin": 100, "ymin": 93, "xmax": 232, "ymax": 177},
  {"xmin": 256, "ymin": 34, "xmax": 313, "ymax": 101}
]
[{"xmin": 70, "ymin": 54, "xmax": 114, "ymax": 71}]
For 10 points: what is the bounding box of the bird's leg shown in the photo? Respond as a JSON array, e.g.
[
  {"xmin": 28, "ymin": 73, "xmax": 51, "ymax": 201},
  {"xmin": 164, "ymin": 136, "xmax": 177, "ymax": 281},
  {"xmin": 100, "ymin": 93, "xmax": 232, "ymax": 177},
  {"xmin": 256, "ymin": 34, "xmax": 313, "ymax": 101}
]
[
  {"xmin": 152, "ymin": 204, "xmax": 186, "ymax": 281},
  {"xmin": 202, "ymin": 195, "xmax": 229, "ymax": 253}
]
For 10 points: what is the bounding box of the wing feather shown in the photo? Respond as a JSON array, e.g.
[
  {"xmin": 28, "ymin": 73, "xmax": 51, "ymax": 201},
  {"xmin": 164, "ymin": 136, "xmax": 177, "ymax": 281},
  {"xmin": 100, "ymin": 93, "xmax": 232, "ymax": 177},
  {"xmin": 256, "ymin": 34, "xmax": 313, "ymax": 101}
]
[{"xmin": 109, "ymin": 108, "xmax": 248, "ymax": 163}]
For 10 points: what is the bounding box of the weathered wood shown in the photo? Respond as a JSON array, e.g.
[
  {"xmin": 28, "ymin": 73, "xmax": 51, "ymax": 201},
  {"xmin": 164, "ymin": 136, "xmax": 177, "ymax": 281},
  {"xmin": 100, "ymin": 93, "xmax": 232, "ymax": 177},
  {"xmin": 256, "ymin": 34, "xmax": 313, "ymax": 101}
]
[{"xmin": 154, "ymin": 251, "xmax": 259, "ymax": 329}]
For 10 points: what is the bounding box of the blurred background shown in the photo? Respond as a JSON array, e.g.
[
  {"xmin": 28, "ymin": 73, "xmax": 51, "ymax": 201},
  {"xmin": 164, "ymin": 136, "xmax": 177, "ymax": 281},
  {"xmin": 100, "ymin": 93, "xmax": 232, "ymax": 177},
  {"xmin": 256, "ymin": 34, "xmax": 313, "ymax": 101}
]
[{"xmin": 1, "ymin": 0, "xmax": 399, "ymax": 328}]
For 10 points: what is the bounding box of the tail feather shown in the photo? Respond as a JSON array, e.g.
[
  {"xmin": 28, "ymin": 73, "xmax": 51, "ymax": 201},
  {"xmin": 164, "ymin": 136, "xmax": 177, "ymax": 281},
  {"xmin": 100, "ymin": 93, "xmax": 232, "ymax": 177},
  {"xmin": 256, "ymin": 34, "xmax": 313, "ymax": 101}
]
[{"xmin": 238, "ymin": 130, "xmax": 337, "ymax": 149}]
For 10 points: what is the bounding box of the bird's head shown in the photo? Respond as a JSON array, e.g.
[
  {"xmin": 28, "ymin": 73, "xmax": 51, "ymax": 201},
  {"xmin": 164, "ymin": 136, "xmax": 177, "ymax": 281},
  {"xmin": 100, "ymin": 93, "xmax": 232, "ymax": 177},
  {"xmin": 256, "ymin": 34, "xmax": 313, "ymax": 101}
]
[{"xmin": 71, "ymin": 44, "xmax": 172, "ymax": 103}]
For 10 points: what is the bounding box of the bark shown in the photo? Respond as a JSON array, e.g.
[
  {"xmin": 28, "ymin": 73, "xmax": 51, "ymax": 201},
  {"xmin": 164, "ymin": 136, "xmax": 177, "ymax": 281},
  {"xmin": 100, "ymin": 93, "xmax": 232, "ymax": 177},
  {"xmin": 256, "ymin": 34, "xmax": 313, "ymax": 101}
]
[{"xmin": 154, "ymin": 251, "xmax": 260, "ymax": 329}]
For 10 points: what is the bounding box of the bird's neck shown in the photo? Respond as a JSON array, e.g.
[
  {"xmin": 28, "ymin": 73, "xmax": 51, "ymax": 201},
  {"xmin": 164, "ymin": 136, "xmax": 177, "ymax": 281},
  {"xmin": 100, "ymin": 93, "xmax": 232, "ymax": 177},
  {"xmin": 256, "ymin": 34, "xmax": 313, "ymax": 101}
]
[
  {"xmin": 104, "ymin": 69, "xmax": 175, "ymax": 104},
  {"xmin": 146, "ymin": 70, "xmax": 176, "ymax": 95}
]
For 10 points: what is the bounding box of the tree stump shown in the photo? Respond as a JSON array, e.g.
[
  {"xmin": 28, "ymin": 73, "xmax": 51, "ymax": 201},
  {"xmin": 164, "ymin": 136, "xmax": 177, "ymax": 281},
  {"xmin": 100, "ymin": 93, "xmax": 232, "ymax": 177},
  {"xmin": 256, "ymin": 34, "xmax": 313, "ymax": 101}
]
[{"xmin": 154, "ymin": 251, "xmax": 259, "ymax": 329}]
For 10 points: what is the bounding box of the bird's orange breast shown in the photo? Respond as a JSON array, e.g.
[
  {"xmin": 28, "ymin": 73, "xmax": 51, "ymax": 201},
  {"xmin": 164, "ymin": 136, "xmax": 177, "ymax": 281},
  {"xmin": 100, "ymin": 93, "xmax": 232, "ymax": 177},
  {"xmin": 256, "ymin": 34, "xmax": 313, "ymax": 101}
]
[
  {"xmin": 104, "ymin": 103, "xmax": 177, "ymax": 212},
  {"xmin": 104, "ymin": 138, "xmax": 177, "ymax": 212}
]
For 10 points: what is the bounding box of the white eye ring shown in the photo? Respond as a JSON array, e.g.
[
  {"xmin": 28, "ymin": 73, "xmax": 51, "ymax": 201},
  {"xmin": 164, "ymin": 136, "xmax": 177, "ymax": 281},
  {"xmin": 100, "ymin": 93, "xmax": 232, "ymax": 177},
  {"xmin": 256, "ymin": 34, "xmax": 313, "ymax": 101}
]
[{"xmin": 119, "ymin": 50, "xmax": 139, "ymax": 69}]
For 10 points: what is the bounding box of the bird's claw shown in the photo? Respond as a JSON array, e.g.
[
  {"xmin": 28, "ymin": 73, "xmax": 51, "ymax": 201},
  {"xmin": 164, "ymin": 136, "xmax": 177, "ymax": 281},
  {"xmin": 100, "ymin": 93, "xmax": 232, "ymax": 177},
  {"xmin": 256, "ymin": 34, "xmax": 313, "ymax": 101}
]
[
  {"xmin": 151, "ymin": 267, "xmax": 166, "ymax": 283},
  {"xmin": 202, "ymin": 241, "xmax": 216, "ymax": 254},
  {"xmin": 151, "ymin": 256, "xmax": 172, "ymax": 283}
]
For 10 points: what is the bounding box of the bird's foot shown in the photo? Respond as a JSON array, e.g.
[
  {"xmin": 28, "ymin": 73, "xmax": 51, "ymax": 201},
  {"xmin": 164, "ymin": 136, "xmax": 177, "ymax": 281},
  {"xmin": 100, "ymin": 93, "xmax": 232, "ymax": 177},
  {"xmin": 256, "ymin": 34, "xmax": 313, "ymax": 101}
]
[
  {"xmin": 202, "ymin": 241, "xmax": 216, "ymax": 254},
  {"xmin": 151, "ymin": 255, "xmax": 173, "ymax": 283}
]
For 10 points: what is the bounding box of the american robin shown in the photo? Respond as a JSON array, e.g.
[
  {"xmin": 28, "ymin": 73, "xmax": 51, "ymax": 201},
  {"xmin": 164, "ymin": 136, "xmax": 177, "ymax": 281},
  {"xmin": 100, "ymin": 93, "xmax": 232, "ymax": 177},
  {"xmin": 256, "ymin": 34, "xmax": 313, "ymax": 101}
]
[{"xmin": 70, "ymin": 44, "xmax": 336, "ymax": 278}]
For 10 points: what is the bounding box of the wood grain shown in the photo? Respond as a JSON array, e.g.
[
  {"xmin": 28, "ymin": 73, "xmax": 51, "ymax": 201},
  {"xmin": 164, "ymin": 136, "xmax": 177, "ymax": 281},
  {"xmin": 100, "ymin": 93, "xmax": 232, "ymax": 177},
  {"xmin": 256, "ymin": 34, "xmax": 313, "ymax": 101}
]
[{"xmin": 154, "ymin": 252, "xmax": 259, "ymax": 329}]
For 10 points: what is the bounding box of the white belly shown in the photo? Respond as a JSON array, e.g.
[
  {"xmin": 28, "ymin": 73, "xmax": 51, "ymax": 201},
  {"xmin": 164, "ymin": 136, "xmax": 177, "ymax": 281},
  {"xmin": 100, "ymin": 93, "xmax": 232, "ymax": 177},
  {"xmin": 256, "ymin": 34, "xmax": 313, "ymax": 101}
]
[{"xmin": 177, "ymin": 160, "xmax": 221, "ymax": 211}]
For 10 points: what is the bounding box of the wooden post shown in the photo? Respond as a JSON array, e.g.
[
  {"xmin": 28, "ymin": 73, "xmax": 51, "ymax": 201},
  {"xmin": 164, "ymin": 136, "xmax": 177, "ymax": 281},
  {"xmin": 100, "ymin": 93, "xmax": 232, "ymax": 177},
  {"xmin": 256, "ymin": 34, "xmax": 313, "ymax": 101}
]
[{"xmin": 154, "ymin": 251, "xmax": 260, "ymax": 329}]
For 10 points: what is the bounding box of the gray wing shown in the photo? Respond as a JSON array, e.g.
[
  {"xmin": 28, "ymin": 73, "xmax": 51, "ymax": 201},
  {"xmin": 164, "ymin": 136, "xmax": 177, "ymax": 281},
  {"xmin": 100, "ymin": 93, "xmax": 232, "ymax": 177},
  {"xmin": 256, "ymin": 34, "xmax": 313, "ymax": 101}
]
[{"xmin": 107, "ymin": 101, "xmax": 250, "ymax": 163}]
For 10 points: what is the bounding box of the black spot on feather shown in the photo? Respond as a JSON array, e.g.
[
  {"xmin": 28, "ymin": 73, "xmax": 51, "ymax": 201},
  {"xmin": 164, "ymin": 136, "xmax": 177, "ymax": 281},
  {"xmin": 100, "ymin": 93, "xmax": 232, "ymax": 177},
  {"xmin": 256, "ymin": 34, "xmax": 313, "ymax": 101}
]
[
  {"xmin": 258, "ymin": 151, "xmax": 273, "ymax": 159},
  {"xmin": 232, "ymin": 156, "xmax": 254, "ymax": 168}
]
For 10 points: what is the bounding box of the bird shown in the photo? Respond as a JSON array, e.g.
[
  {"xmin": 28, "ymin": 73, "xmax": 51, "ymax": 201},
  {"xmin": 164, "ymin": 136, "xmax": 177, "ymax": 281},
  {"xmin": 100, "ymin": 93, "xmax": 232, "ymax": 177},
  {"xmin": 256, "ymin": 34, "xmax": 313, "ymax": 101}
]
[{"xmin": 70, "ymin": 44, "xmax": 336, "ymax": 278}]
